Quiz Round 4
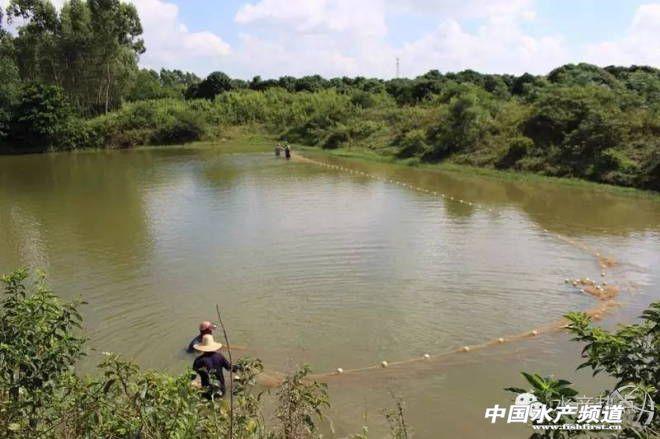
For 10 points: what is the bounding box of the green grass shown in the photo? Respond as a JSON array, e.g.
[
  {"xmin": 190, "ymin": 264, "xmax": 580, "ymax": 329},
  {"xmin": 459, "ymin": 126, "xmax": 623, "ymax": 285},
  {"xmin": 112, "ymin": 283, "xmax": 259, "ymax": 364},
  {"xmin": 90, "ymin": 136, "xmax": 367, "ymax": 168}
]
[{"xmin": 294, "ymin": 144, "xmax": 660, "ymax": 200}]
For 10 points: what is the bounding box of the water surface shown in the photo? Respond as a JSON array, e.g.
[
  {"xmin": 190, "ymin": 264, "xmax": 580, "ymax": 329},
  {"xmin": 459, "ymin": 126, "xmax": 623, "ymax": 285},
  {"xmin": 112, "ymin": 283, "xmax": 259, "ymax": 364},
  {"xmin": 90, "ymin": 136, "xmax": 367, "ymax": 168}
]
[{"xmin": 0, "ymin": 144, "xmax": 658, "ymax": 438}]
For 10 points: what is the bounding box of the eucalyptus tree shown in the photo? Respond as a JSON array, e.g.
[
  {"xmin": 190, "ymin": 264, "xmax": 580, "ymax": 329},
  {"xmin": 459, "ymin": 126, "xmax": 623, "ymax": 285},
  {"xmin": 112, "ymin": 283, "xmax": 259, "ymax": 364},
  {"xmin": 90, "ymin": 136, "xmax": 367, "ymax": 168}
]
[
  {"xmin": 88, "ymin": 0, "xmax": 144, "ymax": 113},
  {"xmin": 4, "ymin": 0, "xmax": 144, "ymax": 114}
]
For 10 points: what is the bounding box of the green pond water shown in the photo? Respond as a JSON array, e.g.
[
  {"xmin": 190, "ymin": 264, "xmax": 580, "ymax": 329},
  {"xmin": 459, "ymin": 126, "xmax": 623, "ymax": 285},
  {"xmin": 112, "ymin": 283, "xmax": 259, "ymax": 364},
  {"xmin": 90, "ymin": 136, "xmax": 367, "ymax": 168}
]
[{"xmin": 0, "ymin": 142, "xmax": 658, "ymax": 438}]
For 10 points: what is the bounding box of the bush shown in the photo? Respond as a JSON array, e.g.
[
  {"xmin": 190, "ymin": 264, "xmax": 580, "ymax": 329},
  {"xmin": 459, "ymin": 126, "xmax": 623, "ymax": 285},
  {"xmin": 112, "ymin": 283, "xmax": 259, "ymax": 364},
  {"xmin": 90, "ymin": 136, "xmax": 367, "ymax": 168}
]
[
  {"xmin": 496, "ymin": 136, "xmax": 533, "ymax": 169},
  {"xmin": 151, "ymin": 111, "xmax": 207, "ymax": 145},
  {"xmin": 323, "ymin": 129, "xmax": 349, "ymax": 149},
  {"xmin": 0, "ymin": 269, "xmax": 85, "ymax": 434},
  {"xmin": 86, "ymin": 99, "xmax": 210, "ymax": 147},
  {"xmin": 7, "ymin": 83, "xmax": 87, "ymax": 150},
  {"xmin": 275, "ymin": 365, "xmax": 329, "ymax": 438},
  {"xmin": 506, "ymin": 302, "xmax": 659, "ymax": 438},
  {"xmin": 425, "ymin": 87, "xmax": 494, "ymax": 160},
  {"xmin": 396, "ymin": 129, "xmax": 429, "ymax": 158}
]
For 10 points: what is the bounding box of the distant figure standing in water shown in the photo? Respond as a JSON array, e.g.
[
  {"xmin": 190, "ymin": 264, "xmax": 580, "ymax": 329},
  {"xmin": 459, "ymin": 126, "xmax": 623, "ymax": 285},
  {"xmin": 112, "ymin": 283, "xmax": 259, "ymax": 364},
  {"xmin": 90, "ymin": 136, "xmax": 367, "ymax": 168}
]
[
  {"xmin": 275, "ymin": 144, "xmax": 282, "ymax": 157},
  {"xmin": 284, "ymin": 144, "xmax": 291, "ymax": 159},
  {"xmin": 187, "ymin": 321, "xmax": 217, "ymax": 353},
  {"xmin": 192, "ymin": 334, "xmax": 238, "ymax": 399}
]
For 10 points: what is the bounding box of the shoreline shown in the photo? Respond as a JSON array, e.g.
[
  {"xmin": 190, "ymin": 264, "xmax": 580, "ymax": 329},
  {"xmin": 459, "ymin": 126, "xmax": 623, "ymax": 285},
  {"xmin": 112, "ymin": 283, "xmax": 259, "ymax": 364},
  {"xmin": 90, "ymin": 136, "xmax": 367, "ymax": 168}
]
[
  {"xmin": 294, "ymin": 144, "xmax": 660, "ymax": 200},
  {"xmin": 3, "ymin": 130, "xmax": 659, "ymax": 200}
]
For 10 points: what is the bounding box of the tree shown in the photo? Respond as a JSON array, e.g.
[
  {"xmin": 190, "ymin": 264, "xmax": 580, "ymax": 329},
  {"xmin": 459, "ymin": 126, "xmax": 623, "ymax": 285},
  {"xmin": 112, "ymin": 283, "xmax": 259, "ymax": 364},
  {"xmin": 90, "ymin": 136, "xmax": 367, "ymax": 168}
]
[
  {"xmin": 522, "ymin": 85, "xmax": 627, "ymax": 178},
  {"xmin": 88, "ymin": 0, "xmax": 144, "ymax": 113},
  {"xmin": 8, "ymin": 82, "xmax": 86, "ymax": 149},
  {"xmin": 6, "ymin": 0, "xmax": 144, "ymax": 114},
  {"xmin": 547, "ymin": 63, "xmax": 621, "ymax": 89},
  {"xmin": 187, "ymin": 71, "xmax": 232, "ymax": 100},
  {"xmin": 511, "ymin": 72, "xmax": 544, "ymax": 96},
  {"xmin": 277, "ymin": 75, "xmax": 297, "ymax": 92},
  {"xmin": 294, "ymin": 75, "xmax": 326, "ymax": 92},
  {"xmin": 160, "ymin": 68, "xmax": 200, "ymax": 89},
  {"xmin": 0, "ymin": 30, "xmax": 20, "ymax": 139},
  {"xmin": 426, "ymin": 87, "xmax": 493, "ymax": 159},
  {"xmin": 127, "ymin": 68, "xmax": 164, "ymax": 101},
  {"xmin": 385, "ymin": 78, "xmax": 415, "ymax": 105}
]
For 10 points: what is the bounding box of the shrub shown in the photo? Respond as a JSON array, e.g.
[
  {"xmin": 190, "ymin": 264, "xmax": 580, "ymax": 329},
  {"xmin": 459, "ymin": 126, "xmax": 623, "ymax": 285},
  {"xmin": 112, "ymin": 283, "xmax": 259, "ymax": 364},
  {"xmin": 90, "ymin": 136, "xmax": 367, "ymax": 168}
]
[
  {"xmin": 151, "ymin": 111, "xmax": 207, "ymax": 145},
  {"xmin": 0, "ymin": 269, "xmax": 85, "ymax": 434},
  {"xmin": 323, "ymin": 129, "xmax": 349, "ymax": 149},
  {"xmin": 275, "ymin": 365, "xmax": 329, "ymax": 438},
  {"xmin": 396, "ymin": 129, "xmax": 429, "ymax": 158},
  {"xmin": 7, "ymin": 83, "xmax": 86, "ymax": 150},
  {"xmin": 496, "ymin": 136, "xmax": 533, "ymax": 169},
  {"xmin": 85, "ymin": 99, "xmax": 210, "ymax": 147},
  {"xmin": 506, "ymin": 302, "xmax": 659, "ymax": 438}
]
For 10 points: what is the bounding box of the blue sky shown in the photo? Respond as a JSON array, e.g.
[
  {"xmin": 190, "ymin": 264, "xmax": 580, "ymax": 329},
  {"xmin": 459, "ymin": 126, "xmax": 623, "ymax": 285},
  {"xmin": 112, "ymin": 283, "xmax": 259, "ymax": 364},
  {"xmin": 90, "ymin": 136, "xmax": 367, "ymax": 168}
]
[
  {"xmin": 172, "ymin": 0, "xmax": 644, "ymax": 50},
  {"xmin": 25, "ymin": 0, "xmax": 660, "ymax": 79}
]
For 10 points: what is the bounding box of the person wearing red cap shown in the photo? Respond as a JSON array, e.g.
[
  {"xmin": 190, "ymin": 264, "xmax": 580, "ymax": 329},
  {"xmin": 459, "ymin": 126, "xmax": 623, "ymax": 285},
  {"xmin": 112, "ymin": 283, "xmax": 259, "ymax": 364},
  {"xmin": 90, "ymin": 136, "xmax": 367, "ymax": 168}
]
[{"xmin": 187, "ymin": 320, "xmax": 217, "ymax": 353}]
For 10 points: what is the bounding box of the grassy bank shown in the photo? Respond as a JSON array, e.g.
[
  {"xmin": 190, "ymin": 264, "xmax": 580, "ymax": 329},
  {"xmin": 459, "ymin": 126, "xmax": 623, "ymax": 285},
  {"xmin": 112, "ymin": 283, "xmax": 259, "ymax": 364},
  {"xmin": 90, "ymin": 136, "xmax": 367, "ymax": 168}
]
[{"xmin": 294, "ymin": 144, "xmax": 660, "ymax": 200}]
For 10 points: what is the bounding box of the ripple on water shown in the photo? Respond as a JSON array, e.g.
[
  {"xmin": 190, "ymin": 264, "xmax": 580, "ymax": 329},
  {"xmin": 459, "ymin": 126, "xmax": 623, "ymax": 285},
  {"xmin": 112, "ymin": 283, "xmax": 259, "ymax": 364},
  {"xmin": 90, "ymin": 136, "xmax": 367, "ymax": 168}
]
[{"xmin": 0, "ymin": 149, "xmax": 658, "ymax": 436}]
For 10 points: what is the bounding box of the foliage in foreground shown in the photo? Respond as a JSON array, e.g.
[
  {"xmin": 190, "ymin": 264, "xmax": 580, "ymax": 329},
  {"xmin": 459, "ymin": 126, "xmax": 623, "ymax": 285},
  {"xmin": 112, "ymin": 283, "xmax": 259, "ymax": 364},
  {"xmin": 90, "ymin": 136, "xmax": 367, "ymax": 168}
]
[
  {"xmin": 0, "ymin": 269, "xmax": 412, "ymax": 438},
  {"xmin": 506, "ymin": 302, "xmax": 659, "ymax": 438},
  {"xmin": 0, "ymin": 270, "xmax": 311, "ymax": 438}
]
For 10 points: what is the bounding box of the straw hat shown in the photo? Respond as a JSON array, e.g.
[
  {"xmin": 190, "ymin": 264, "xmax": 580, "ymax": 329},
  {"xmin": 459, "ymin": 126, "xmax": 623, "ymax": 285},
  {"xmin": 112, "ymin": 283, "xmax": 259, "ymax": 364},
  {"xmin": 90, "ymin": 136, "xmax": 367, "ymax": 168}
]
[{"xmin": 193, "ymin": 334, "xmax": 223, "ymax": 352}]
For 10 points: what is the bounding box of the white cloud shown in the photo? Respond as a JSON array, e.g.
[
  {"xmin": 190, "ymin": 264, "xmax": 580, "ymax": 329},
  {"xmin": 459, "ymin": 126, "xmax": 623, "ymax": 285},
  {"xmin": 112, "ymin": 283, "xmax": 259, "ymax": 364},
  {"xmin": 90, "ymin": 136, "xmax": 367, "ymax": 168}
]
[
  {"xmin": 236, "ymin": 0, "xmax": 387, "ymax": 38},
  {"xmin": 230, "ymin": 33, "xmax": 364, "ymax": 78},
  {"xmin": 228, "ymin": 0, "xmax": 567, "ymax": 78},
  {"xmin": 584, "ymin": 3, "xmax": 660, "ymax": 67},
  {"xmin": 129, "ymin": 0, "xmax": 230, "ymax": 73},
  {"xmin": 388, "ymin": 0, "xmax": 535, "ymax": 20},
  {"xmin": 398, "ymin": 15, "xmax": 568, "ymax": 75},
  {"xmin": 229, "ymin": 0, "xmax": 393, "ymax": 77}
]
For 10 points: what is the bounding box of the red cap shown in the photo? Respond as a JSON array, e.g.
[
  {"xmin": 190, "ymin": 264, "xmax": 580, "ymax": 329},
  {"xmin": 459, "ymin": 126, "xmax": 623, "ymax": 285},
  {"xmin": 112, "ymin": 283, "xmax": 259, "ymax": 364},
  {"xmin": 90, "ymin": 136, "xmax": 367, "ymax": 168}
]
[{"xmin": 199, "ymin": 321, "xmax": 217, "ymax": 331}]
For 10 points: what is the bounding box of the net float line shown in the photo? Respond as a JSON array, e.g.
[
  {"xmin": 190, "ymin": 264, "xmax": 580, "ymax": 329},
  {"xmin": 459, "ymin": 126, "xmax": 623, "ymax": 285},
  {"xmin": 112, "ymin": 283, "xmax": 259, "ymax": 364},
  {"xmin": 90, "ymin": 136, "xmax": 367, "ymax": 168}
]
[
  {"xmin": 253, "ymin": 153, "xmax": 623, "ymax": 386},
  {"xmin": 253, "ymin": 268, "xmax": 621, "ymax": 387},
  {"xmin": 305, "ymin": 297, "xmax": 620, "ymax": 383},
  {"xmin": 253, "ymin": 295, "xmax": 619, "ymax": 388}
]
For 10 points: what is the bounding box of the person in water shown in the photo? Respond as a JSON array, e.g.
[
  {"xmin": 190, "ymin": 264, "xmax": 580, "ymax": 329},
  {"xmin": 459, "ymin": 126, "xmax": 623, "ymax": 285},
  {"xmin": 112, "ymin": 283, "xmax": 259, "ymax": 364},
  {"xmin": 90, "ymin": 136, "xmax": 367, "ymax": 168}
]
[
  {"xmin": 192, "ymin": 334, "xmax": 238, "ymax": 399},
  {"xmin": 187, "ymin": 321, "xmax": 217, "ymax": 353},
  {"xmin": 284, "ymin": 144, "xmax": 291, "ymax": 159}
]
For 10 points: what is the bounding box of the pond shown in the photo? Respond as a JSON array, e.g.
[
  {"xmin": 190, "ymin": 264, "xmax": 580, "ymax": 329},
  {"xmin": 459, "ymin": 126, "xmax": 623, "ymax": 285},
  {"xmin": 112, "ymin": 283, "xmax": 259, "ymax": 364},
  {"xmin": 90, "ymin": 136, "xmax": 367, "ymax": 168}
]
[{"xmin": 0, "ymin": 142, "xmax": 658, "ymax": 438}]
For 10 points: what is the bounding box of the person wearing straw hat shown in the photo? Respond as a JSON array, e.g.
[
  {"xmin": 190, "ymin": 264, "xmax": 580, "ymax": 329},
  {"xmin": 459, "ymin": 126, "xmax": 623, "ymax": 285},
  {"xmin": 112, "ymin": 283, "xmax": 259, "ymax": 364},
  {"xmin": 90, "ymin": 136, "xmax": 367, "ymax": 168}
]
[
  {"xmin": 192, "ymin": 333, "xmax": 237, "ymax": 399},
  {"xmin": 187, "ymin": 320, "xmax": 217, "ymax": 353}
]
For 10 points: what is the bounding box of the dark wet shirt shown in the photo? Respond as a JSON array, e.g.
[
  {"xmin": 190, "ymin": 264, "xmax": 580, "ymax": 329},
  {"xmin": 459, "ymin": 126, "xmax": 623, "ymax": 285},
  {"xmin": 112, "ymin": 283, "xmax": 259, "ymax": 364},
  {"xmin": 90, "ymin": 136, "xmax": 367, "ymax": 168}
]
[
  {"xmin": 193, "ymin": 352, "xmax": 236, "ymax": 394},
  {"xmin": 187, "ymin": 335, "xmax": 202, "ymax": 353}
]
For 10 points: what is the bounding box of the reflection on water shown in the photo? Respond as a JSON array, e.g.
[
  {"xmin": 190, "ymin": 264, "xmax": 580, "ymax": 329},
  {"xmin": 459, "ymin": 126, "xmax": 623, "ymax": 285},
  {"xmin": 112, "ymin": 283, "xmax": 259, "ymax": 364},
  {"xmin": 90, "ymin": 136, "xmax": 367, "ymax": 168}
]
[{"xmin": 0, "ymin": 145, "xmax": 658, "ymax": 438}]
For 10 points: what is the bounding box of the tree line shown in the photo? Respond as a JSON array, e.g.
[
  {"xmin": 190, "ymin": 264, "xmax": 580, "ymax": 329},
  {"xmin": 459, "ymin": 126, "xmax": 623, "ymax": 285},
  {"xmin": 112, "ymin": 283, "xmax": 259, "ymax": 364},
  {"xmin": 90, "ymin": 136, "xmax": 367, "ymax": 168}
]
[{"xmin": 0, "ymin": 0, "xmax": 658, "ymax": 191}]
